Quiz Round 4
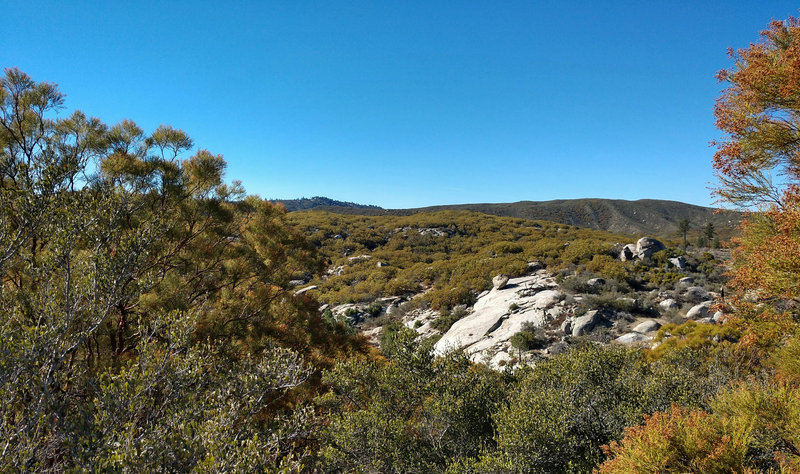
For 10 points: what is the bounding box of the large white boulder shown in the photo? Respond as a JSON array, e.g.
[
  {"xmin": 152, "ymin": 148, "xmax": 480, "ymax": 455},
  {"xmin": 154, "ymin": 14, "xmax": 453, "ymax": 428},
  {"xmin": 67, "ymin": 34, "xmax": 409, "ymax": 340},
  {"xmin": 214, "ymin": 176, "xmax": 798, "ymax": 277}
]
[
  {"xmin": 492, "ymin": 274, "xmax": 509, "ymax": 290},
  {"xmin": 615, "ymin": 332, "xmax": 652, "ymax": 344},
  {"xmin": 572, "ymin": 310, "xmax": 602, "ymax": 336},
  {"xmin": 433, "ymin": 273, "xmax": 561, "ymax": 356},
  {"xmin": 636, "ymin": 237, "xmax": 666, "ymax": 259},
  {"xmin": 633, "ymin": 320, "xmax": 661, "ymax": 333},
  {"xmin": 684, "ymin": 286, "xmax": 710, "ymax": 303},
  {"xmin": 686, "ymin": 301, "xmax": 713, "ymax": 319},
  {"xmin": 659, "ymin": 298, "xmax": 679, "ymax": 311},
  {"xmin": 620, "ymin": 244, "xmax": 637, "ymax": 261}
]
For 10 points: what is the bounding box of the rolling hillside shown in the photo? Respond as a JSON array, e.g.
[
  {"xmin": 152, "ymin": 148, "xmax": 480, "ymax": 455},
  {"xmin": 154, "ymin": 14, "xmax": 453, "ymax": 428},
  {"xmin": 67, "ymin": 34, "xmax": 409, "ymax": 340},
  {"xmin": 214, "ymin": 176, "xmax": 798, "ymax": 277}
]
[{"xmin": 280, "ymin": 197, "xmax": 742, "ymax": 240}]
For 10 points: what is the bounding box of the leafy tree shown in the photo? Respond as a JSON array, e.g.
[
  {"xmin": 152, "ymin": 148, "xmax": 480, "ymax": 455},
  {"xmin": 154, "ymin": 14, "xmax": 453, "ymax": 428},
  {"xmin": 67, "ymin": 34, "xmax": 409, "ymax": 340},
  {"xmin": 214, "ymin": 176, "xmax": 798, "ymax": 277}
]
[
  {"xmin": 713, "ymin": 16, "xmax": 800, "ymax": 303},
  {"xmin": 0, "ymin": 68, "xmax": 365, "ymax": 470}
]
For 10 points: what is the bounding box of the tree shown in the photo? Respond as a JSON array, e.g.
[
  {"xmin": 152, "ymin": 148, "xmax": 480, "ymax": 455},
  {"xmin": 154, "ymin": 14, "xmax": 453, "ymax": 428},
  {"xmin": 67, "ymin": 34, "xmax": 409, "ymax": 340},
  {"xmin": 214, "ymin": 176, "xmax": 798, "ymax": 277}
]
[
  {"xmin": 713, "ymin": 17, "xmax": 800, "ymax": 302},
  {"xmin": 677, "ymin": 219, "xmax": 691, "ymax": 248},
  {"xmin": 713, "ymin": 17, "xmax": 800, "ymax": 210},
  {"xmin": 0, "ymin": 68, "xmax": 364, "ymax": 470},
  {"xmin": 703, "ymin": 222, "xmax": 715, "ymax": 242},
  {"xmin": 696, "ymin": 222, "xmax": 715, "ymax": 247}
]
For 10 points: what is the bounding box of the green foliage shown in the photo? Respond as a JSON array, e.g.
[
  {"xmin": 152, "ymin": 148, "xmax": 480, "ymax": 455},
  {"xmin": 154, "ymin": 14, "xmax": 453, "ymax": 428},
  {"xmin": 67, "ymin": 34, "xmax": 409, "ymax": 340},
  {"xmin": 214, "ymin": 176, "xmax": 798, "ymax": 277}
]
[
  {"xmin": 600, "ymin": 380, "xmax": 800, "ymax": 472},
  {"xmin": 509, "ymin": 324, "xmax": 547, "ymax": 352},
  {"xmin": 585, "ymin": 254, "xmax": 628, "ymax": 281},
  {"xmin": 561, "ymin": 239, "xmax": 614, "ymax": 265},
  {"xmin": 651, "ymin": 321, "xmax": 741, "ymax": 356},
  {"xmin": 711, "ymin": 381, "xmax": 800, "ymax": 470},
  {"xmin": 314, "ymin": 337, "xmax": 512, "ymax": 472},
  {"xmin": 677, "ymin": 219, "xmax": 691, "ymax": 248},
  {"xmin": 0, "ymin": 69, "xmax": 367, "ymax": 470},
  {"xmin": 431, "ymin": 305, "xmax": 469, "ymax": 333},
  {"xmin": 288, "ymin": 211, "xmax": 628, "ymax": 315},
  {"xmin": 429, "ymin": 286, "xmax": 476, "ymax": 311},
  {"xmin": 580, "ymin": 292, "xmax": 650, "ymax": 315},
  {"xmin": 475, "ymin": 345, "xmax": 720, "ymax": 472}
]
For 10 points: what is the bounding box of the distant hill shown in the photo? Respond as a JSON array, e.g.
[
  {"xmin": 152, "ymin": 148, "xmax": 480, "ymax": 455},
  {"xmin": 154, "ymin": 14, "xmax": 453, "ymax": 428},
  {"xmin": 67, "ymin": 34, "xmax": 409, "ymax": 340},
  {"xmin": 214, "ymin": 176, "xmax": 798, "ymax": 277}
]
[
  {"xmin": 407, "ymin": 199, "xmax": 742, "ymax": 239},
  {"xmin": 271, "ymin": 196, "xmax": 383, "ymax": 212},
  {"xmin": 291, "ymin": 197, "xmax": 743, "ymax": 240}
]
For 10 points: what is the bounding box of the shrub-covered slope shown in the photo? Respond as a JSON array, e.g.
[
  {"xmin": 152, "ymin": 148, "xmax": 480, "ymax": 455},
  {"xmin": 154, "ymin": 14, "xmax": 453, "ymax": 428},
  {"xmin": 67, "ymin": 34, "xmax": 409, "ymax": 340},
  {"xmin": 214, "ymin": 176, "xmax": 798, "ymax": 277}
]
[{"xmin": 294, "ymin": 198, "xmax": 741, "ymax": 241}]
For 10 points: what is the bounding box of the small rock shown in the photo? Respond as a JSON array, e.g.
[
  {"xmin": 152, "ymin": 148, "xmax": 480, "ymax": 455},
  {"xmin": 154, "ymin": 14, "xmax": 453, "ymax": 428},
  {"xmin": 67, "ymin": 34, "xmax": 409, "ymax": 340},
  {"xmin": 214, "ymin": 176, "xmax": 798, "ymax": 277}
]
[
  {"xmin": 684, "ymin": 286, "xmax": 710, "ymax": 303},
  {"xmin": 572, "ymin": 310, "xmax": 601, "ymax": 336},
  {"xmin": 493, "ymin": 274, "xmax": 510, "ymax": 290},
  {"xmin": 617, "ymin": 297, "xmax": 638, "ymax": 308},
  {"xmin": 288, "ymin": 279, "xmax": 306, "ymax": 287},
  {"xmin": 668, "ymin": 256, "xmax": 686, "ymax": 271},
  {"xmin": 294, "ymin": 285, "xmax": 318, "ymax": 296},
  {"xmin": 615, "ymin": 332, "xmax": 652, "ymax": 344},
  {"xmin": 561, "ymin": 318, "xmax": 573, "ymax": 335},
  {"xmin": 587, "ymin": 278, "xmax": 606, "ymax": 288},
  {"xmin": 686, "ymin": 301, "xmax": 713, "ymax": 319},
  {"xmin": 528, "ymin": 289, "xmax": 563, "ymax": 309},
  {"xmin": 348, "ymin": 254, "xmax": 372, "ymax": 262},
  {"xmin": 489, "ymin": 351, "xmax": 511, "ymax": 368},
  {"xmin": 659, "ymin": 298, "xmax": 679, "ymax": 311},
  {"xmin": 696, "ymin": 317, "xmax": 715, "ymax": 324},
  {"xmin": 678, "ymin": 276, "xmax": 695, "ymax": 286},
  {"xmin": 547, "ymin": 341, "xmax": 569, "ymax": 356},
  {"xmin": 376, "ymin": 261, "xmax": 388, "ymax": 267},
  {"xmin": 362, "ymin": 327, "xmax": 382, "ymax": 347},
  {"xmin": 527, "ymin": 261, "xmax": 544, "ymax": 271},
  {"xmin": 633, "ymin": 320, "xmax": 661, "ymax": 333},
  {"xmin": 712, "ymin": 311, "xmax": 725, "ymax": 323},
  {"xmin": 620, "ymin": 244, "xmax": 637, "ymax": 261}
]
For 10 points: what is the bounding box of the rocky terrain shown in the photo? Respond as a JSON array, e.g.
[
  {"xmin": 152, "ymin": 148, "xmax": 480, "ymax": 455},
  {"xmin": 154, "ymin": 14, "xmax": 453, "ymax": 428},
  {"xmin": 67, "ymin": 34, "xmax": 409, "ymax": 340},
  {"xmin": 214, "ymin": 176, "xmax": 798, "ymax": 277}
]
[{"xmin": 326, "ymin": 236, "xmax": 729, "ymax": 370}]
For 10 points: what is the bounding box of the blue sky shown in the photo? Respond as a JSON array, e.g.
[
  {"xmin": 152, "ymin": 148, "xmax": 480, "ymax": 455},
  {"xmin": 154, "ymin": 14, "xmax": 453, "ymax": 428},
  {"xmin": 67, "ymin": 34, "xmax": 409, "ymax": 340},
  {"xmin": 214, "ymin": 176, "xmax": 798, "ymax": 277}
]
[{"xmin": 3, "ymin": 1, "xmax": 798, "ymax": 208}]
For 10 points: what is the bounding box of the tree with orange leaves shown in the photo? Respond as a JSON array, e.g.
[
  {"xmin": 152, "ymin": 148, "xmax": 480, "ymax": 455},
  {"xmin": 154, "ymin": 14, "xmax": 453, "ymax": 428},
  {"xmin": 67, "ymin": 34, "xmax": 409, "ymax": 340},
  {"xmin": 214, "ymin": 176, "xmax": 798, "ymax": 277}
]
[{"xmin": 714, "ymin": 17, "xmax": 800, "ymax": 303}]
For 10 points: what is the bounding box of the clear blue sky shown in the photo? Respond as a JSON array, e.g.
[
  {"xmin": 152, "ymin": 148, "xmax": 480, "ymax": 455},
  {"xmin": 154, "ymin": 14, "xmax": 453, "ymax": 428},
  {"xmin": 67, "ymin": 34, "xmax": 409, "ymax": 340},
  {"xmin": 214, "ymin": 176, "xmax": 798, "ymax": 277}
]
[{"xmin": 3, "ymin": 1, "xmax": 797, "ymax": 208}]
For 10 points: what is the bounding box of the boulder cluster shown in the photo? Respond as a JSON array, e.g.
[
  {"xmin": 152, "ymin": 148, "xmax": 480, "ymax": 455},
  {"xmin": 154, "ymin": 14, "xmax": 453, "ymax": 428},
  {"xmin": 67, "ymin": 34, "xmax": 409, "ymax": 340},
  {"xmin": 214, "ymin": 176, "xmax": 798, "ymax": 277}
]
[
  {"xmin": 335, "ymin": 237, "xmax": 727, "ymax": 370},
  {"xmin": 619, "ymin": 237, "xmax": 666, "ymax": 261}
]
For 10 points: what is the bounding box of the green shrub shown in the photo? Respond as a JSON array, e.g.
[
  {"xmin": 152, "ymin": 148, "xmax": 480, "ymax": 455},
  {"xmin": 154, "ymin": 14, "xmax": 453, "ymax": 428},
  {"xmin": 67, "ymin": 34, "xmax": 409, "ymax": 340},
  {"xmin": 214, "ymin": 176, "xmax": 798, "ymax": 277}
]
[
  {"xmin": 478, "ymin": 344, "xmax": 718, "ymax": 472},
  {"xmin": 431, "ymin": 305, "xmax": 469, "ymax": 333},
  {"xmin": 509, "ymin": 325, "xmax": 547, "ymax": 352},
  {"xmin": 585, "ymin": 254, "xmax": 628, "ymax": 281},
  {"xmin": 429, "ymin": 286, "xmax": 475, "ymax": 311}
]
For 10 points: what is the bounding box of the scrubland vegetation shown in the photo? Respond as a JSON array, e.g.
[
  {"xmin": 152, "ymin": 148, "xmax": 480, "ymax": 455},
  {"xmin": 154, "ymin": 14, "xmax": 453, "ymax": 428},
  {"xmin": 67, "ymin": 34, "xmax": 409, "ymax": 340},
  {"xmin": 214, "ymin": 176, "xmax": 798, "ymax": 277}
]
[
  {"xmin": 2, "ymin": 14, "xmax": 800, "ymax": 473},
  {"xmin": 289, "ymin": 210, "xmax": 630, "ymax": 309}
]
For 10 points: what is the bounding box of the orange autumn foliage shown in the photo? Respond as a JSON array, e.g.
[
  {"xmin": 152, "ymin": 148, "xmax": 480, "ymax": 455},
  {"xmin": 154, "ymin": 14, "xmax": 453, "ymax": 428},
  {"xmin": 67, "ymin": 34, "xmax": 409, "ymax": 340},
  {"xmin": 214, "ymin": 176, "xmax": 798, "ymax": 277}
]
[
  {"xmin": 598, "ymin": 405, "xmax": 752, "ymax": 473},
  {"xmin": 714, "ymin": 17, "xmax": 800, "ymax": 313}
]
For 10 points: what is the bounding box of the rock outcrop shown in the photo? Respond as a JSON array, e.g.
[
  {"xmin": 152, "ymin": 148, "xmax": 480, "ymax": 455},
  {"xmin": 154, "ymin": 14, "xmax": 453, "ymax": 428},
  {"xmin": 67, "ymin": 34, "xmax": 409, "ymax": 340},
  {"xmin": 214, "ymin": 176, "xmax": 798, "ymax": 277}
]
[
  {"xmin": 668, "ymin": 256, "xmax": 686, "ymax": 271},
  {"xmin": 615, "ymin": 332, "xmax": 652, "ymax": 344},
  {"xmin": 659, "ymin": 298, "xmax": 679, "ymax": 311},
  {"xmin": 572, "ymin": 310, "xmax": 602, "ymax": 336},
  {"xmin": 636, "ymin": 237, "xmax": 666, "ymax": 259},
  {"xmin": 433, "ymin": 272, "xmax": 564, "ymax": 360},
  {"xmin": 619, "ymin": 237, "xmax": 666, "ymax": 261}
]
